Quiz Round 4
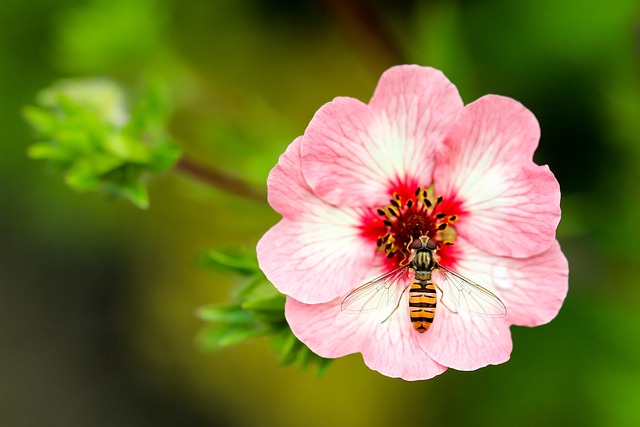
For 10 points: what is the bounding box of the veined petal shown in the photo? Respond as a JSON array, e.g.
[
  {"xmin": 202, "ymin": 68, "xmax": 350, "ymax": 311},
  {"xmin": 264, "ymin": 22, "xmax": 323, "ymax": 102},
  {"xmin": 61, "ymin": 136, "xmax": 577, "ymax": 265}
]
[
  {"xmin": 421, "ymin": 236, "xmax": 568, "ymax": 369},
  {"xmin": 257, "ymin": 212, "xmax": 373, "ymax": 304},
  {"xmin": 301, "ymin": 65, "xmax": 463, "ymax": 207},
  {"xmin": 286, "ymin": 293, "xmax": 447, "ymax": 381},
  {"xmin": 435, "ymin": 95, "xmax": 561, "ymax": 258},
  {"xmin": 442, "ymin": 237, "xmax": 568, "ymax": 327},
  {"xmin": 258, "ymin": 137, "xmax": 374, "ymax": 303},
  {"xmin": 420, "ymin": 305, "xmax": 513, "ymax": 371},
  {"xmin": 266, "ymin": 137, "xmax": 315, "ymax": 218}
]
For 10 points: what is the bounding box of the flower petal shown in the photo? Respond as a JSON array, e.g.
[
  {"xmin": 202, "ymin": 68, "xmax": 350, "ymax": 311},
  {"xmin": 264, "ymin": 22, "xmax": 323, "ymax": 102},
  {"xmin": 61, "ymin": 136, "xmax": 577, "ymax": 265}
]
[
  {"xmin": 435, "ymin": 95, "xmax": 561, "ymax": 258},
  {"xmin": 499, "ymin": 241, "xmax": 569, "ymax": 326},
  {"xmin": 301, "ymin": 65, "xmax": 463, "ymax": 207},
  {"xmin": 257, "ymin": 137, "xmax": 374, "ymax": 303},
  {"xmin": 286, "ymin": 291, "xmax": 447, "ymax": 380},
  {"xmin": 421, "ymin": 236, "xmax": 568, "ymax": 370},
  {"xmin": 444, "ymin": 237, "xmax": 569, "ymax": 327},
  {"xmin": 265, "ymin": 137, "xmax": 314, "ymax": 218},
  {"xmin": 257, "ymin": 215, "xmax": 373, "ymax": 304},
  {"xmin": 420, "ymin": 305, "xmax": 513, "ymax": 371}
]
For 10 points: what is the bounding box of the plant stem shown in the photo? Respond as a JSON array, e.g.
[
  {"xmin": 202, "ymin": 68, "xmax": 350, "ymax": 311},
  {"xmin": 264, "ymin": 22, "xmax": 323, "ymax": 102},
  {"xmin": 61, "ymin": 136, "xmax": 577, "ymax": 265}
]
[
  {"xmin": 175, "ymin": 157, "xmax": 266, "ymax": 203},
  {"xmin": 317, "ymin": 0, "xmax": 407, "ymax": 68}
]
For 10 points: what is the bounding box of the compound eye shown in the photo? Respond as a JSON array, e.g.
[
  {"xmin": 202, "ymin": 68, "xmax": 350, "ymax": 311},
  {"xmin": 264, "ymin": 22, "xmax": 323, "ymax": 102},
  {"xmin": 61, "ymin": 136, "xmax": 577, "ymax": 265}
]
[
  {"xmin": 409, "ymin": 238, "xmax": 423, "ymax": 250},
  {"xmin": 426, "ymin": 239, "xmax": 438, "ymax": 250}
]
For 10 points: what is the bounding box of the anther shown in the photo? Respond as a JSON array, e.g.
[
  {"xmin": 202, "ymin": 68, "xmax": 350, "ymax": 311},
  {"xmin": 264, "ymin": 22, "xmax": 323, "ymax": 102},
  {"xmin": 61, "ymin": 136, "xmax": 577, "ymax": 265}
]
[
  {"xmin": 414, "ymin": 187, "xmax": 421, "ymax": 197},
  {"xmin": 388, "ymin": 207, "xmax": 398, "ymax": 217},
  {"xmin": 383, "ymin": 219, "xmax": 393, "ymax": 227},
  {"xmin": 390, "ymin": 199, "xmax": 401, "ymax": 208},
  {"xmin": 386, "ymin": 251, "xmax": 396, "ymax": 259},
  {"xmin": 443, "ymin": 240, "xmax": 454, "ymax": 245},
  {"xmin": 435, "ymin": 195, "xmax": 443, "ymax": 206},
  {"xmin": 393, "ymin": 192, "xmax": 401, "ymax": 201},
  {"xmin": 376, "ymin": 209, "xmax": 386, "ymax": 216},
  {"xmin": 438, "ymin": 223, "xmax": 448, "ymax": 231},
  {"xmin": 376, "ymin": 237, "xmax": 383, "ymax": 247},
  {"xmin": 435, "ymin": 213, "xmax": 447, "ymax": 220},
  {"xmin": 424, "ymin": 198, "xmax": 432, "ymax": 208},
  {"xmin": 406, "ymin": 200, "xmax": 413, "ymax": 208},
  {"xmin": 448, "ymin": 215, "xmax": 458, "ymax": 222}
]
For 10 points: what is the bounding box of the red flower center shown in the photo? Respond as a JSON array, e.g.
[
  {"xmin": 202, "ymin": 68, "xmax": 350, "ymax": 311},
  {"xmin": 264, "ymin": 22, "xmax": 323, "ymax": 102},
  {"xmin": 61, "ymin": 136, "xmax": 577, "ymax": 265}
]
[{"xmin": 360, "ymin": 185, "xmax": 462, "ymax": 269}]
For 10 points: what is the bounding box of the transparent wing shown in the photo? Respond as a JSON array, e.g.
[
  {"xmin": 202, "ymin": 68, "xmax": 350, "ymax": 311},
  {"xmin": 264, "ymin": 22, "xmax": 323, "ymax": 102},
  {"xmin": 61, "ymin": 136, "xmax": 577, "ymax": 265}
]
[
  {"xmin": 435, "ymin": 264, "xmax": 507, "ymax": 317},
  {"xmin": 341, "ymin": 266, "xmax": 411, "ymax": 313}
]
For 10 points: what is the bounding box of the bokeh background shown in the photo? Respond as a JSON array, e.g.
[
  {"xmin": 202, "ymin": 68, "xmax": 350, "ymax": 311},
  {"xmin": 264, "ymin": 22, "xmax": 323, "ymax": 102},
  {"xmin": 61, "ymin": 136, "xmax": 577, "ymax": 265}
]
[{"xmin": 1, "ymin": 0, "xmax": 640, "ymax": 426}]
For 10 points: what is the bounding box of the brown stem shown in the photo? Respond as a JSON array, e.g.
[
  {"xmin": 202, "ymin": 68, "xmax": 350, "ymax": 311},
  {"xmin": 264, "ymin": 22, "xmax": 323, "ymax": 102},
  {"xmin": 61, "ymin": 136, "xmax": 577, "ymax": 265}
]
[
  {"xmin": 318, "ymin": 0, "xmax": 407, "ymax": 68},
  {"xmin": 175, "ymin": 157, "xmax": 266, "ymax": 203}
]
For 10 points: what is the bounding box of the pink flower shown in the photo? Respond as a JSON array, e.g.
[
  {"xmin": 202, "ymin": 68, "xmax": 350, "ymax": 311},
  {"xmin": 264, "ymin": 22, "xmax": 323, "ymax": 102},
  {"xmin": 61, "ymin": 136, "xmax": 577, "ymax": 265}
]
[{"xmin": 257, "ymin": 65, "xmax": 568, "ymax": 380}]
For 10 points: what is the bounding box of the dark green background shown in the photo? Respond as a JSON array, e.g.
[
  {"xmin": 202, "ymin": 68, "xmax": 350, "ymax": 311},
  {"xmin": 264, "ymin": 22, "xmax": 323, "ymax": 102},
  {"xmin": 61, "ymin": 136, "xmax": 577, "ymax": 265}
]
[{"xmin": 1, "ymin": 0, "xmax": 638, "ymax": 426}]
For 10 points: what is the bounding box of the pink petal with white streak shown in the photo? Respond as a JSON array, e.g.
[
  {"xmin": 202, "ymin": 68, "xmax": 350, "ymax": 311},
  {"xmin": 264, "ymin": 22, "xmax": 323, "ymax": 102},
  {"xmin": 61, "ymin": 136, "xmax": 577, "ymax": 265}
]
[
  {"xmin": 420, "ymin": 304, "xmax": 513, "ymax": 371},
  {"xmin": 257, "ymin": 138, "xmax": 373, "ymax": 304},
  {"xmin": 435, "ymin": 95, "xmax": 561, "ymax": 258},
  {"xmin": 442, "ymin": 237, "xmax": 568, "ymax": 327},
  {"xmin": 421, "ymin": 237, "xmax": 568, "ymax": 369},
  {"xmin": 301, "ymin": 65, "xmax": 463, "ymax": 207},
  {"xmin": 286, "ymin": 290, "xmax": 447, "ymax": 381}
]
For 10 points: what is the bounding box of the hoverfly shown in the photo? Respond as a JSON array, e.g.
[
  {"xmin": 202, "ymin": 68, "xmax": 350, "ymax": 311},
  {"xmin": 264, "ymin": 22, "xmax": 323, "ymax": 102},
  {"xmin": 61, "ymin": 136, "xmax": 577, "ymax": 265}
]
[{"xmin": 341, "ymin": 236, "xmax": 507, "ymax": 332}]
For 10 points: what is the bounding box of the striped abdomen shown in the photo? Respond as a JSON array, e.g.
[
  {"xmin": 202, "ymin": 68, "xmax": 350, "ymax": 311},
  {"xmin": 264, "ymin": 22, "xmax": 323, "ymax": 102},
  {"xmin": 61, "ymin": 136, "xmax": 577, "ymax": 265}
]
[{"xmin": 409, "ymin": 272, "xmax": 437, "ymax": 333}]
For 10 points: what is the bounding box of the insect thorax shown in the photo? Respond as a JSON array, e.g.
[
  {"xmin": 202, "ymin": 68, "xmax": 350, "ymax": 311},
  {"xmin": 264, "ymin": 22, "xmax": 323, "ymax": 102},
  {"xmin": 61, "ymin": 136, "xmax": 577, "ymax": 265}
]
[{"xmin": 411, "ymin": 249, "xmax": 435, "ymax": 273}]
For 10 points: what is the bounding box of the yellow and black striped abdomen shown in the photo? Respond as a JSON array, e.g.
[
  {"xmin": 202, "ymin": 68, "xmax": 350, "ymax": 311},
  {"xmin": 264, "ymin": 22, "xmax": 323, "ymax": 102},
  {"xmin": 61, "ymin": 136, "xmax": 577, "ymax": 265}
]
[{"xmin": 409, "ymin": 277, "xmax": 437, "ymax": 333}]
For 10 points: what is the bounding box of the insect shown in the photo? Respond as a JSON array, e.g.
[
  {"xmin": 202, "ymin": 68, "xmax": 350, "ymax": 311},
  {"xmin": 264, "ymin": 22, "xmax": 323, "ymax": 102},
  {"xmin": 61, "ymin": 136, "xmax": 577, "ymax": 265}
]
[{"xmin": 341, "ymin": 236, "xmax": 507, "ymax": 333}]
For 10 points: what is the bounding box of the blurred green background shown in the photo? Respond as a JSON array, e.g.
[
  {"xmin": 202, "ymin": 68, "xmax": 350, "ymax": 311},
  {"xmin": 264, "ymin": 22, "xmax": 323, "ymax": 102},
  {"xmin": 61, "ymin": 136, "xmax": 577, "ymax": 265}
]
[{"xmin": 2, "ymin": 0, "xmax": 640, "ymax": 426}]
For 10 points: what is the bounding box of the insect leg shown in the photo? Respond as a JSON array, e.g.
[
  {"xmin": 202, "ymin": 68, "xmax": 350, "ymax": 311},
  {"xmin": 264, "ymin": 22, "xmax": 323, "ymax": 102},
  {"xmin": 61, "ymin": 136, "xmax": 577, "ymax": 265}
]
[
  {"xmin": 381, "ymin": 284, "xmax": 410, "ymax": 324},
  {"xmin": 434, "ymin": 283, "xmax": 458, "ymax": 314}
]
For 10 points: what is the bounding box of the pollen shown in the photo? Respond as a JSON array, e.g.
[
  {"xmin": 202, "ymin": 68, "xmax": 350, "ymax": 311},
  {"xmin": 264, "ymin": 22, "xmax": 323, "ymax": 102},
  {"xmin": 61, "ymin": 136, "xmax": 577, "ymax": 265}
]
[{"xmin": 372, "ymin": 186, "xmax": 459, "ymax": 265}]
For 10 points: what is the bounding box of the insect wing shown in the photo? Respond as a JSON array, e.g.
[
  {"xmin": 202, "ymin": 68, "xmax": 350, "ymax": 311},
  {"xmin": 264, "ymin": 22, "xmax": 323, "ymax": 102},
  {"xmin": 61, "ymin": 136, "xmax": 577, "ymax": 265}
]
[
  {"xmin": 435, "ymin": 264, "xmax": 507, "ymax": 317},
  {"xmin": 341, "ymin": 266, "xmax": 410, "ymax": 313}
]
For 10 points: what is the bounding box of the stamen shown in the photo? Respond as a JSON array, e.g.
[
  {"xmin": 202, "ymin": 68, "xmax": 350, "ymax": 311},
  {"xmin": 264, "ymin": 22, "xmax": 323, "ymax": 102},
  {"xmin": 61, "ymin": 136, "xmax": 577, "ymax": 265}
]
[{"xmin": 368, "ymin": 186, "xmax": 459, "ymax": 265}]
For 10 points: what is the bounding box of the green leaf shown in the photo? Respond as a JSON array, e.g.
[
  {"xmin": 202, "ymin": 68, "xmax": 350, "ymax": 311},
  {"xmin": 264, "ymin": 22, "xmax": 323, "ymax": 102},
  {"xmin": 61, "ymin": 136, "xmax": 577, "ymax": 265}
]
[
  {"xmin": 103, "ymin": 134, "xmax": 151, "ymax": 163},
  {"xmin": 115, "ymin": 179, "xmax": 149, "ymax": 209},
  {"xmin": 196, "ymin": 304, "xmax": 254, "ymax": 325},
  {"xmin": 278, "ymin": 331, "xmax": 303, "ymax": 367},
  {"xmin": 197, "ymin": 249, "xmax": 332, "ymax": 376},
  {"xmin": 241, "ymin": 293, "xmax": 286, "ymax": 313},
  {"xmin": 27, "ymin": 142, "xmax": 75, "ymax": 162},
  {"xmin": 23, "ymin": 106, "xmax": 58, "ymax": 135},
  {"xmin": 65, "ymin": 161, "xmax": 101, "ymax": 190},
  {"xmin": 198, "ymin": 249, "xmax": 260, "ymax": 276},
  {"xmin": 148, "ymin": 141, "xmax": 181, "ymax": 171},
  {"xmin": 196, "ymin": 325, "xmax": 270, "ymax": 351},
  {"xmin": 24, "ymin": 77, "xmax": 180, "ymax": 209}
]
